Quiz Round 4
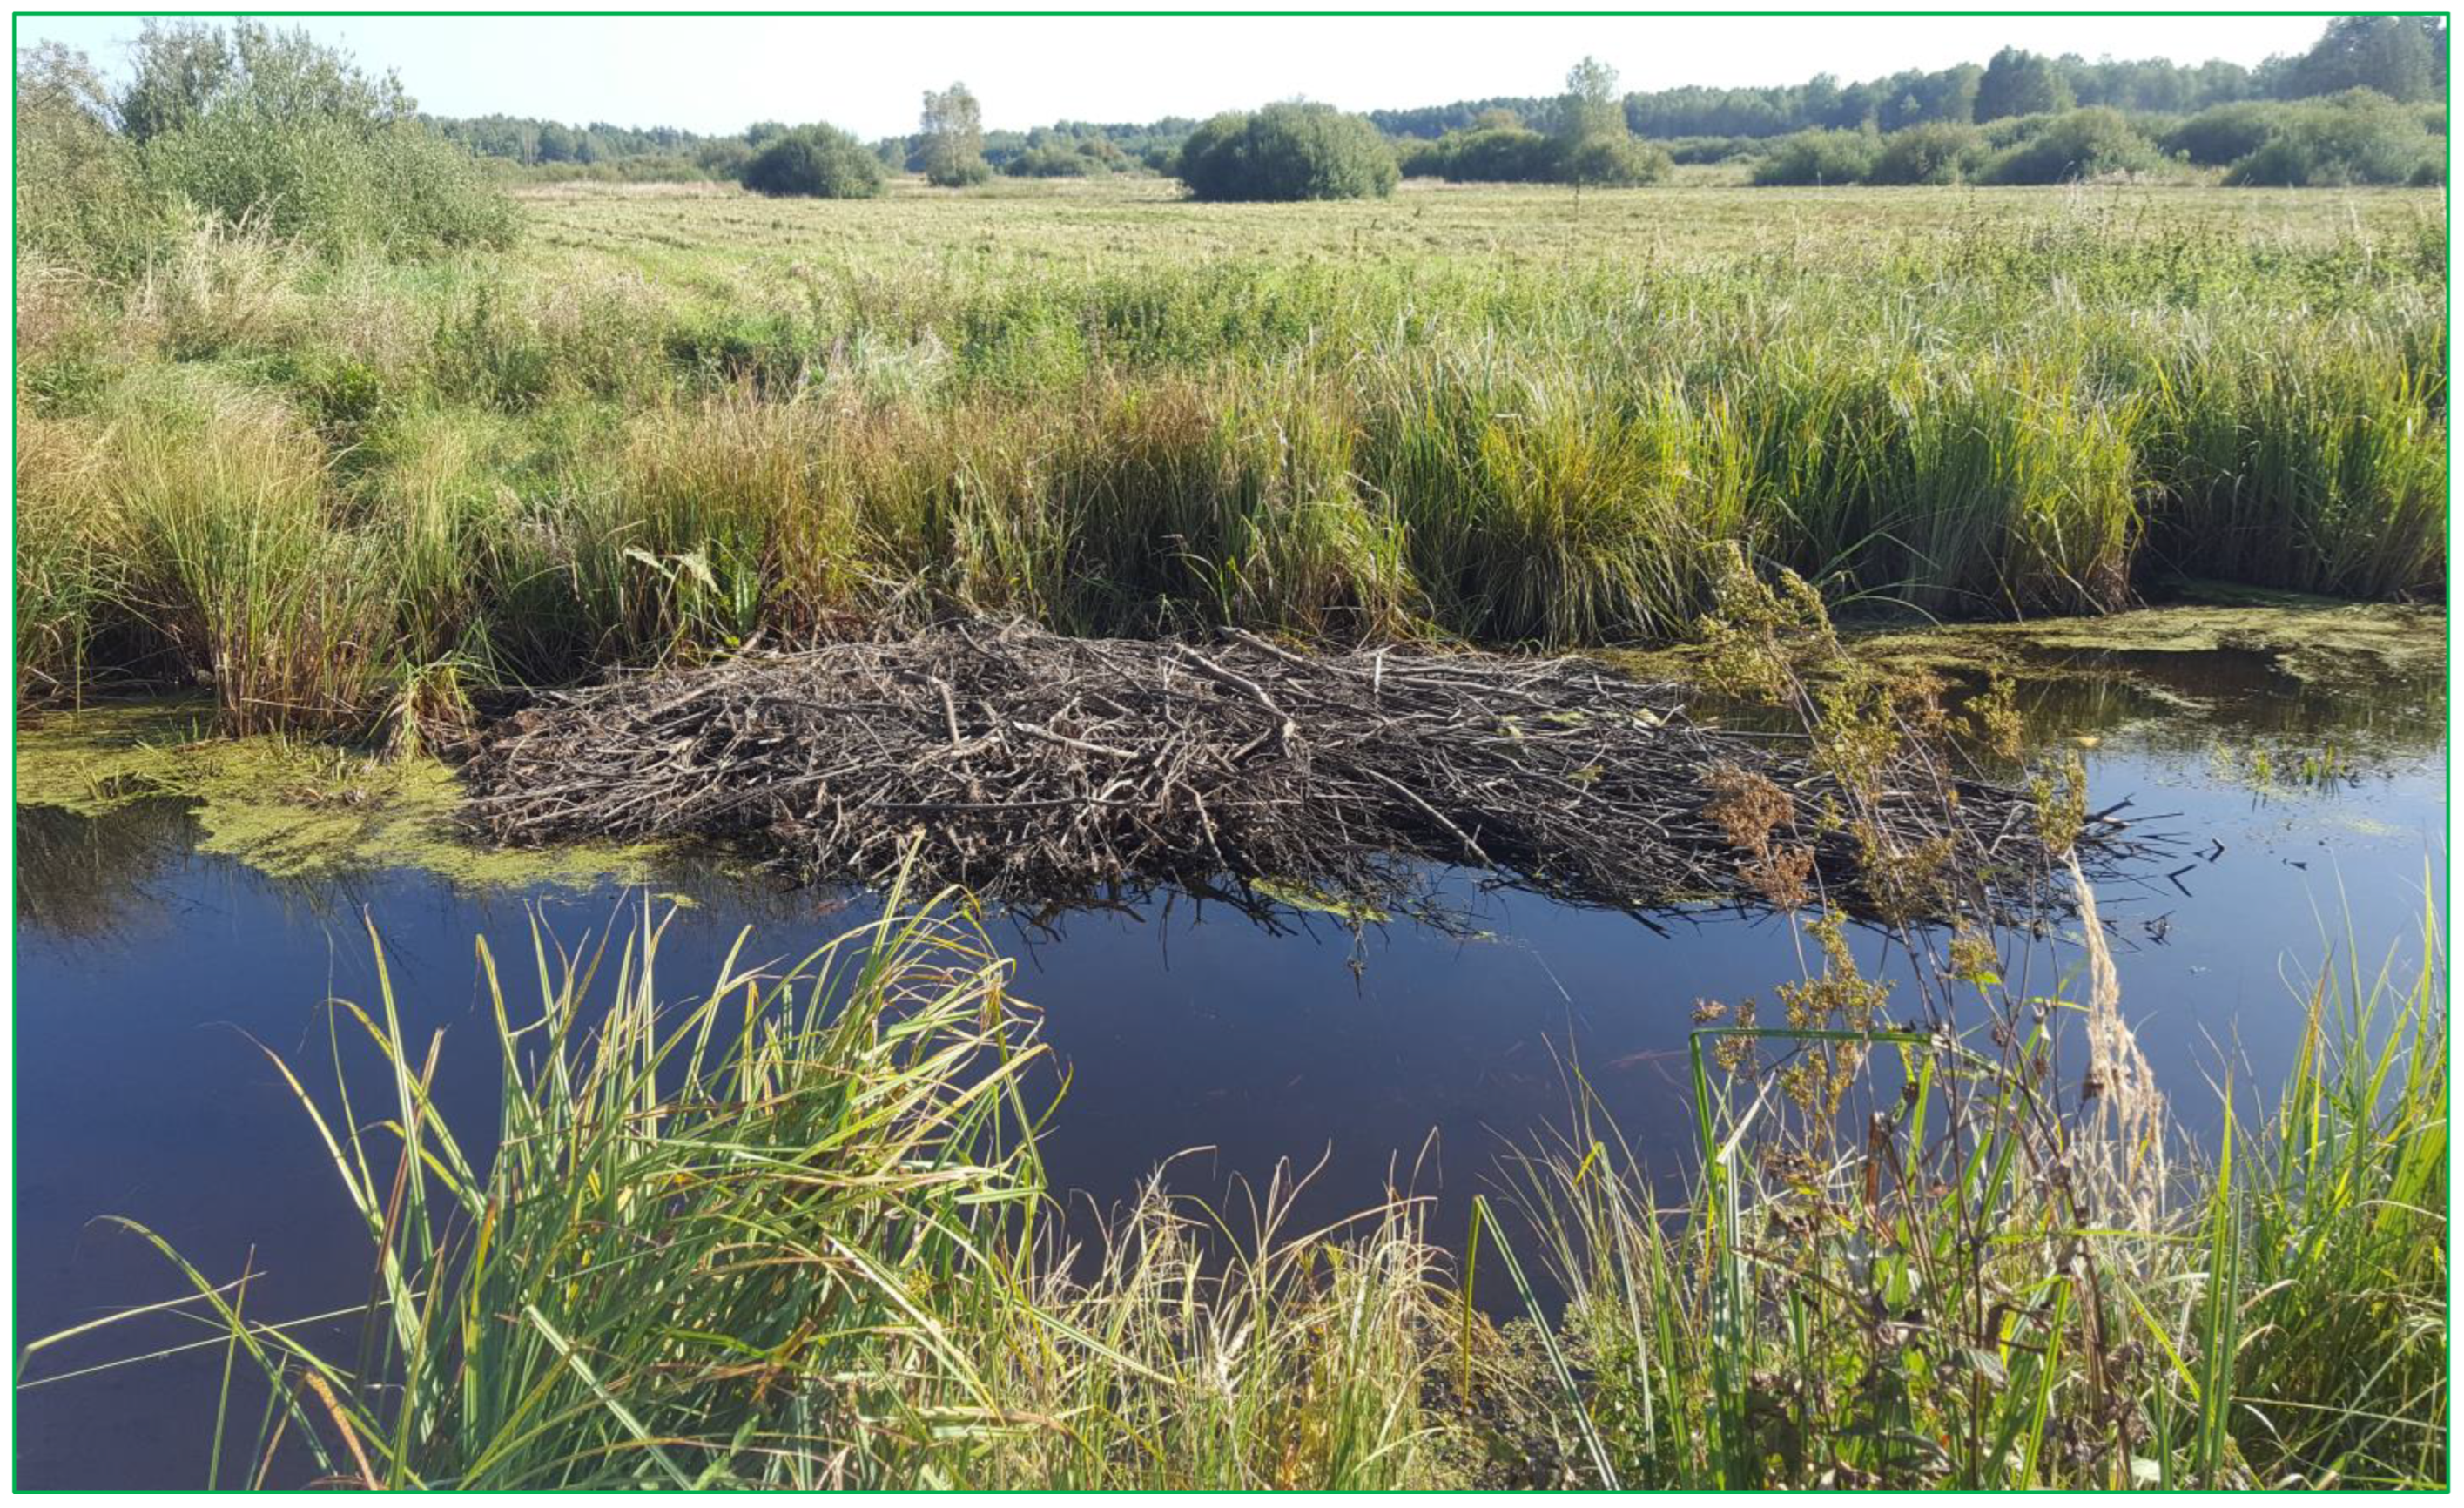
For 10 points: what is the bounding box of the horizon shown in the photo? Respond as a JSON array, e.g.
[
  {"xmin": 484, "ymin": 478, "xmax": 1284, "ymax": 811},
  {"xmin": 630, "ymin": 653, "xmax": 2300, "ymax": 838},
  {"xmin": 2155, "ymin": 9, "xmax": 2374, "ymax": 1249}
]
[{"xmin": 17, "ymin": 12, "xmax": 2335, "ymax": 140}]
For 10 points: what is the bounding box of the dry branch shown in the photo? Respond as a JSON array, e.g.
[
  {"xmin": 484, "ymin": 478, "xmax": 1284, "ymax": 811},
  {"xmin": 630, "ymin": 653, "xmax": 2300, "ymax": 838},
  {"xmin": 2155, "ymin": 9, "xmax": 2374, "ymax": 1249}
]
[{"xmin": 462, "ymin": 621, "xmax": 2126, "ymax": 921}]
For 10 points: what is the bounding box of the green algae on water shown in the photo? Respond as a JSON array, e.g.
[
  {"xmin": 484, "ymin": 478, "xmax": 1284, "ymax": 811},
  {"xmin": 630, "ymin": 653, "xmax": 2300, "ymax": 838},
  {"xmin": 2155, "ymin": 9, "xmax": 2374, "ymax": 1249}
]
[
  {"xmin": 1849, "ymin": 597, "xmax": 2447, "ymax": 693},
  {"xmin": 14, "ymin": 697, "xmax": 668, "ymax": 891}
]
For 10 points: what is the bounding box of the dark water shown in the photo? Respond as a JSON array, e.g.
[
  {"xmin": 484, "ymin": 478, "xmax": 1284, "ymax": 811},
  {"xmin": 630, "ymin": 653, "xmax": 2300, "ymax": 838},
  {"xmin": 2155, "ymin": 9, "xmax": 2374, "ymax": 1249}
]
[{"xmin": 13, "ymin": 641, "xmax": 2445, "ymax": 1489}]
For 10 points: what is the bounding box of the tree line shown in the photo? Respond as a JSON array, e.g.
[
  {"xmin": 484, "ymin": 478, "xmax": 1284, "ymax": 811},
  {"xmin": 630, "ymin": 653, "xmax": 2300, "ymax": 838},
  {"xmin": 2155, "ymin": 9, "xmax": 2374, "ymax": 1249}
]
[
  {"xmin": 17, "ymin": 15, "xmax": 2446, "ymax": 221},
  {"xmin": 417, "ymin": 15, "xmax": 2443, "ymax": 180},
  {"xmin": 1373, "ymin": 16, "xmax": 2447, "ymax": 140}
]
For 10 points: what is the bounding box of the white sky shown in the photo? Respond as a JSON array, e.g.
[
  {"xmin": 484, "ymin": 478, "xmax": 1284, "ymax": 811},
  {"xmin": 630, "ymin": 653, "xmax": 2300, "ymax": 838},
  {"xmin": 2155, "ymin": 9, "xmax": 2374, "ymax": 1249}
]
[{"xmin": 17, "ymin": 11, "xmax": 2333, "ymax": 139}]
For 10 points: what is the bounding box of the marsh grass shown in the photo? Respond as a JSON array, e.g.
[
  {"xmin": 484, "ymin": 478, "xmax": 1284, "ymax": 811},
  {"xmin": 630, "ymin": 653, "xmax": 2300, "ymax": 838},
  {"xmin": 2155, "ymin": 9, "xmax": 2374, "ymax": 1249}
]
[
  {"xmin": 13, "ymin": 185, "xmax": 2447, "ymax": 732},
  {"xmin": 1479, "ymin": 910, "xmax": 2444, "ymax": 1491},
  {"xmin": 22, "ymin": 879, "xmax": 1465, "ymax": 1489}
]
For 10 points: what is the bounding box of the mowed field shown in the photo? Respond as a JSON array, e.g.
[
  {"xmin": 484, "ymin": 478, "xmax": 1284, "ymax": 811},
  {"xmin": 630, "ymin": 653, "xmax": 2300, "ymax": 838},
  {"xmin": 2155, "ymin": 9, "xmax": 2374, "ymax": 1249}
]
[
  {"xmin": 521, "ymin": 174, "xmax": 2435, "ymax": 271},
  {"xmin": 17, "ymin": 177, "xmax": 2446, "ymax": 735}
]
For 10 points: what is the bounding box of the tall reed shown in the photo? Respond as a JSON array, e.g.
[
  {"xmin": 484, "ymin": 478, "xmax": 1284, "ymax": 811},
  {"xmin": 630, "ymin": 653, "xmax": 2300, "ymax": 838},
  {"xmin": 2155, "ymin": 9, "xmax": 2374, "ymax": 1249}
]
[{"xmin": 104, "ymin": 376, "xmax": 394, "ymax": 733}]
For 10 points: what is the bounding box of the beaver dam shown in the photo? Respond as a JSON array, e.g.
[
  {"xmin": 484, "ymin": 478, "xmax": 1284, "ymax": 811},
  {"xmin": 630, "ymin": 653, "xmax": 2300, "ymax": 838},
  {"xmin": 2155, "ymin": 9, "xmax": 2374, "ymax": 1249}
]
[{"xmin": 464, "ymin": 621, "xmax": 2136, "ymax": 921}]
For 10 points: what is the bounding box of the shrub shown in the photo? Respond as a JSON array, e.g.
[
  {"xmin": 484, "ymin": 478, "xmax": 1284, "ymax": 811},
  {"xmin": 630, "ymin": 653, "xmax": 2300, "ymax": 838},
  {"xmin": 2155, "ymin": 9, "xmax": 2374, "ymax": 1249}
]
[
  {"xmin": 927, "ymin": 157, "xmax": 993, "ymax": 188},
  {"xmin": 695, "ymin": 138, "xmax": 754, "ymax": 181},
  {"xmin": 1412, "ymin": 125, "xmax": 1556, "ymax": 183},
  {"xmin": 1562, "ymin": 133, "xmax": 1672, "ymax": 187},
  {"xmin": 2163, "ymin": 101, "xmax": 2290, "ymax": 166},
  {"xmin": 2222, "ymin": 89, "xmax": 2439, "ymax": 187},
  {"xmin": 13, "ymin": 43, "xmax": 164, "ymax": 273},
  {"xmin": 1750, "ymin": 129, "xmax": 1880, "ymax": 186},
  {"xmin": 124, "ymin": 22, "xmax": 516, "ymax": 259},
  {"xmin": 1174, "ymin": 104, "xmax": 1397, "ymax": 202},
  {"xmin": 742, "ymin": 125, "xmax": 886, "ymax": 199},
  {"xmin": 1661, "ymin": 134, "xmax": 1759, "ymax": 165},
  {"xmin": 1979, "ymin": 111, "xmax": 2057, "ymax": 150},
  {"xmin": 1004, "ymin": 144, "xmax": 1107, "ymax": 178},
  {"xmin": 145, "ymin": 115, "xmax": 518, "ymax": 257},
  {"xmin": 1981, "ymin": 107, "xmax": 2159, "ymax": 185},
  {"xmin": 1393, "ymin": 138, "xmax": 1448, "ymax": 178},
  {"xmin": 1866, "ymin": 122, "xmax": 1988, "ymax": 185}
]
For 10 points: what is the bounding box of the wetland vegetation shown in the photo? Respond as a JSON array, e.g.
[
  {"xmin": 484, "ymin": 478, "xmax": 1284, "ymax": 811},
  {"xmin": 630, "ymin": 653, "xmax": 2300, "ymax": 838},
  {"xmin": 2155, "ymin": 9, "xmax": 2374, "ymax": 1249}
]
[
  {"xmin": 11, "ymin": 15, "xmax": 2449, "ymax": 1494},
  {"xmin": 14, "ymin": 22, "xmax": 2447, "ymax": 738}
]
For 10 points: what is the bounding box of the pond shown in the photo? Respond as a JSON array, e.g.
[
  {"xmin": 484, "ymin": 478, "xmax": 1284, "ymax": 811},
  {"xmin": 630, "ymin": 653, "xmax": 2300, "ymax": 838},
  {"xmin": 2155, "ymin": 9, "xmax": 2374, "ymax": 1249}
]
[{"xmin": 13, "ymin": 609, "xmax": 2445, "ymax": 1488}]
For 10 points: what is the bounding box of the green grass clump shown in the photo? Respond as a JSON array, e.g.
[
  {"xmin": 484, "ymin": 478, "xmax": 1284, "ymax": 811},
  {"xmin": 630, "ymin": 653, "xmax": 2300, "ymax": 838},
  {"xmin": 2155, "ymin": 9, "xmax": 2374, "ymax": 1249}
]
[
  {"xmin": 2138, "ymin": 327, "xmax": 2447, "ymax": 598},
  {"xmin": 93, "ymin": 374, "xmax": 396, "ymax": 732},
  {"xmin": 1361, "ymin": 355, "xmax": 1740, "ymax": 644},
  {"xmin": 1863, "ymin": 357, "xmax": 2141, "ymax": 615},
  {"xmin": 1048, "ymin": 378, "xmax": 1412, "ymax": 639},
  {"xmin": 24, "ymin": 882, "xmax": 1463, "ymax": 1489}
]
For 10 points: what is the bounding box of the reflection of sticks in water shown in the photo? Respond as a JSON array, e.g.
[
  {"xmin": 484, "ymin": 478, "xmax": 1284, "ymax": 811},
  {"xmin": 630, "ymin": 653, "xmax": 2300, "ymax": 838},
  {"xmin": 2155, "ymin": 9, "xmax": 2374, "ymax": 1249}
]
[
  {"xmin": 464, "ymin": 620, "xmax": 2134, "ymax": 921},
  {"xmin": 14, "ymin": 798, "xmax": 199, "ymax": 941}
]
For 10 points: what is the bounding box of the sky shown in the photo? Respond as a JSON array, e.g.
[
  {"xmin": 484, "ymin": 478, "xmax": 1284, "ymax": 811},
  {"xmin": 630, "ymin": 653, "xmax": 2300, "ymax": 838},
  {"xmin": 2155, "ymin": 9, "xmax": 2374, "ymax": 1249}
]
[{"xmin": 17, "ymin": 13, "xmax": 2333, "ymax": 139}]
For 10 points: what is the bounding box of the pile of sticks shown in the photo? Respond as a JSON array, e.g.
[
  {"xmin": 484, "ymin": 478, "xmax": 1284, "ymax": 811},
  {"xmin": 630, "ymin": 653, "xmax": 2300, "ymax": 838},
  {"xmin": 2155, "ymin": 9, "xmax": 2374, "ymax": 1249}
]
[{"xmin": 463, "ymin": 621, "xmax": 2115, "ymax": 921}]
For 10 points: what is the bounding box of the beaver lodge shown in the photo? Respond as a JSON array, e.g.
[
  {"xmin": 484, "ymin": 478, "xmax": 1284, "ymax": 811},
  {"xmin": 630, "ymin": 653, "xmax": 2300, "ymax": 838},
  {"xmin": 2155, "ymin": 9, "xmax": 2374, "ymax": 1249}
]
[{"xmin": 464, "ymin": 620, "xmax": 2130, "ymax": 923}]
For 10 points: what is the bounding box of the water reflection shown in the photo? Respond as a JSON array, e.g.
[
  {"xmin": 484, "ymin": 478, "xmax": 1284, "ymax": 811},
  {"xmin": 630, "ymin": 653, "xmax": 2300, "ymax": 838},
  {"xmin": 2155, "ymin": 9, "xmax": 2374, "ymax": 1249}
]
[{"xmin": 13, "ymin": 640, "xmax": 2444, "ymax": 1488}]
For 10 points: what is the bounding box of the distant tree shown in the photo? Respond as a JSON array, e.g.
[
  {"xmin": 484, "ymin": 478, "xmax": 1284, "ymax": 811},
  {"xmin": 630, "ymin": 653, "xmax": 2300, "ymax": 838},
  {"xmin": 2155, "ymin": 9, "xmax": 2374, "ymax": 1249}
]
[
  {"xmin": 1975, "ymin": 47, "xmax": 2074, "ymax": 121},
  {"xmin": 1557, "ymin": 56, "xmax": 1661, "ymax": 191},
  {"xmin": 742, "ymin": 124, "xmax": 885, "ymax": 198},
  {"xmin": 1174, "ymin": 103, "xmax": 1397, "ymax": 201},
  {"xmin": 919, "ymin": 82, "xmax": 990, "ymax": 186},
  {"xmin": 1558, "ymin": 56, "xmax": 1626, "ymax": 146},
  {"xmin": 1471, "ymin": 106, "xmax": 1524, "ymax": 131},
  {"xmin": 1801, "ymin": 71, "xmax": 1843, "ymax": 124},
  {"xmin": 2282, "ymin": 15, "xmax": 2446, "ymax": 103},
  {"xmin": 744, "ymin": 120, "xmax": 789, "ymax": 148}
]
